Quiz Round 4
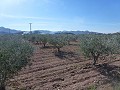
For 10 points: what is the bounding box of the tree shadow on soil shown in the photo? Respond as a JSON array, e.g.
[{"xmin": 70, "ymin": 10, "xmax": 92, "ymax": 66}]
[
  {"xmin": 95, "ymin": 63, "xmax": 120, "ymax": 85},
  {"xmin": 54, "ymin": 51, "xmax": 79, "ymax": 60}
]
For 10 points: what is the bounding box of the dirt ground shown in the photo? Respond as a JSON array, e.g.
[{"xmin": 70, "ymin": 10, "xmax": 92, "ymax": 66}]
[{"xmin": 7, "ymin": 42, "xmax": 120, "ymax": 90}]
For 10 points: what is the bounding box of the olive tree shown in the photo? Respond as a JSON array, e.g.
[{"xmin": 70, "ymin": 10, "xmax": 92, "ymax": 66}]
[
  {"xmin": 39, "ymin": 35, "xmax": 50, "ymax": 48},
  {"xmin": 64, "ymin": 34, "xmax": 77, "ymax": 45},
  {"xmin": 23, "ymin": 34, "xmax": 36, "ymax": 43},
  {"xmin": 50, "ymin": 35, "xmax": 67, "ymax": 52},
  {"xmin": 0, "ymin": 35, "xmax": 33, "ymax": 90},
  {"xmin": 80, "ymin": 35, "xmax": 118, "ymax": 65}
]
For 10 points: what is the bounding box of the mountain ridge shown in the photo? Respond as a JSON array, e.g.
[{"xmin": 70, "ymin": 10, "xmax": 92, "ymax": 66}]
[
  {"xmin": 0, "ymin": 27, "xmax": 102, "ymax": 34},
  {"xmin": 0, "ymin": 27, "xmax": 22, "ymax": 34}
]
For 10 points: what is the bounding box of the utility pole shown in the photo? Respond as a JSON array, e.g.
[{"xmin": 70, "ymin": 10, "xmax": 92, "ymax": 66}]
[
  {"xmin": 9, "ymin": 29, "xmax": 10, "ymax": 34},
  {"xmin": 29, "ymin": 23, "xmax": 32, "ymax": 34}
]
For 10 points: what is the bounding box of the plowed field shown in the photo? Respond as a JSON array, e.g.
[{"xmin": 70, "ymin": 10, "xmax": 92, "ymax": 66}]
[{"xmin": 8, "ymin": 42, "xmax": 120, "ymax": 90}]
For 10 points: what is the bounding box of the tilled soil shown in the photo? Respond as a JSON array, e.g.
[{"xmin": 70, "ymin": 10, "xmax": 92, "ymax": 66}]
[{"xmin": 8, "ymin": 43, "xmax": 120, "ymax": 90}]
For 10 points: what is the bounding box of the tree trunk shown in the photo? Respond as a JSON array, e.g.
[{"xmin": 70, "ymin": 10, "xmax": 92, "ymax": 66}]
[
  {"xmin": 91, "ymin": 52, "xmax": 100, "ymax": 65},
  {"xmin": 43, "ymin": 43, "xmax": 46, "ymax": 48},
  {"xmin": 68, "ymin": 41, "xmax": 70, "ymax": 45},
  {"xmin": 93, "ymin": 56, "xmax": 97, "ymax": 65},
  {"xmin": 57, "ymin": 48, "xmax": 60, "ymax": 53}
]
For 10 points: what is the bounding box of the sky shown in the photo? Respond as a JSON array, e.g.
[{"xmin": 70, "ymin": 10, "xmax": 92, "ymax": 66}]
[{"xmin": 0, "ymin": 0, "xmax": 120, "ymax": 33}]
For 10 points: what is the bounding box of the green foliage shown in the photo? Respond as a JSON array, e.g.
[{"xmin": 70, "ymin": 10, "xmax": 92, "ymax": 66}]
[
  {"xmin": 64, "ymin": 34, "xmax": 77, "ymax": 45},
  {"xmin": 81, "ymin": 36, "xmax": 109, "ymax": 56},
  {"xmin": 23, "ymin": 34, "xmax": 39, "ymax": 42},
  {"xmin": 39, "ymin": 34, "xmax": 50, "ymax": 47},
  {"xmin": 23, "ymin": 34, "xmax": 50, "ymax": 47},
  {"xmin": 80, "ymin": 34, "xmax": 120, "ymax": 65},
  {"xmin": 113, "ymin": 83, "xmax": 120, "ymax": 90},
  {"xmin": 0, "ymin": 35, "xmax": 33, "ymax": 89},
  {"xmin": 50, "ymin": 35, "xmax": 67, "ymax": 52}
]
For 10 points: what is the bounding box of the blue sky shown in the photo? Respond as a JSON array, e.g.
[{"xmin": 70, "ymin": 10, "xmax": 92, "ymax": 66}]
[{"xmin": 0, "ymin": 0, "xmax": 120, "ymax": 33}]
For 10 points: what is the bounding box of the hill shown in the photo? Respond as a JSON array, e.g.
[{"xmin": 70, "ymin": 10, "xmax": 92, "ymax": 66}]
[
  {"xmin": 0, "ymin": 27, "xmax": 102, "ymax": 35},
  {"xmin": 0, "ymin": 27, "xmax": 22, "ymax": 34},
  {"xmin": 32, "ymin": 30, "xmax": 101, "ymax": 34},
  {"xmin": 55, "ymin": 30, "xmax": 101, "ymax": 34}
]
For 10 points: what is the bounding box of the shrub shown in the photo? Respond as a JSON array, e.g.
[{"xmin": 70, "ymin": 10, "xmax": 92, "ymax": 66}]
[{"xmin": 0, "ymin": 35, "xmax": 33, "ymax": 90}]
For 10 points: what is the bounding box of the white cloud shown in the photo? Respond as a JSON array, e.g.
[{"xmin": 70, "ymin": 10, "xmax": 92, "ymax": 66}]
[{"xmin": 0, "ymin": 13, "xmax": 56, "ymax": 20}]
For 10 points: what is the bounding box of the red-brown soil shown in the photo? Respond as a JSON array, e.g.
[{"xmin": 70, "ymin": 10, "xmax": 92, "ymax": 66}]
[{"xmin": 7, "ymin": 42, "xmax": 120, "ymax": 90}]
